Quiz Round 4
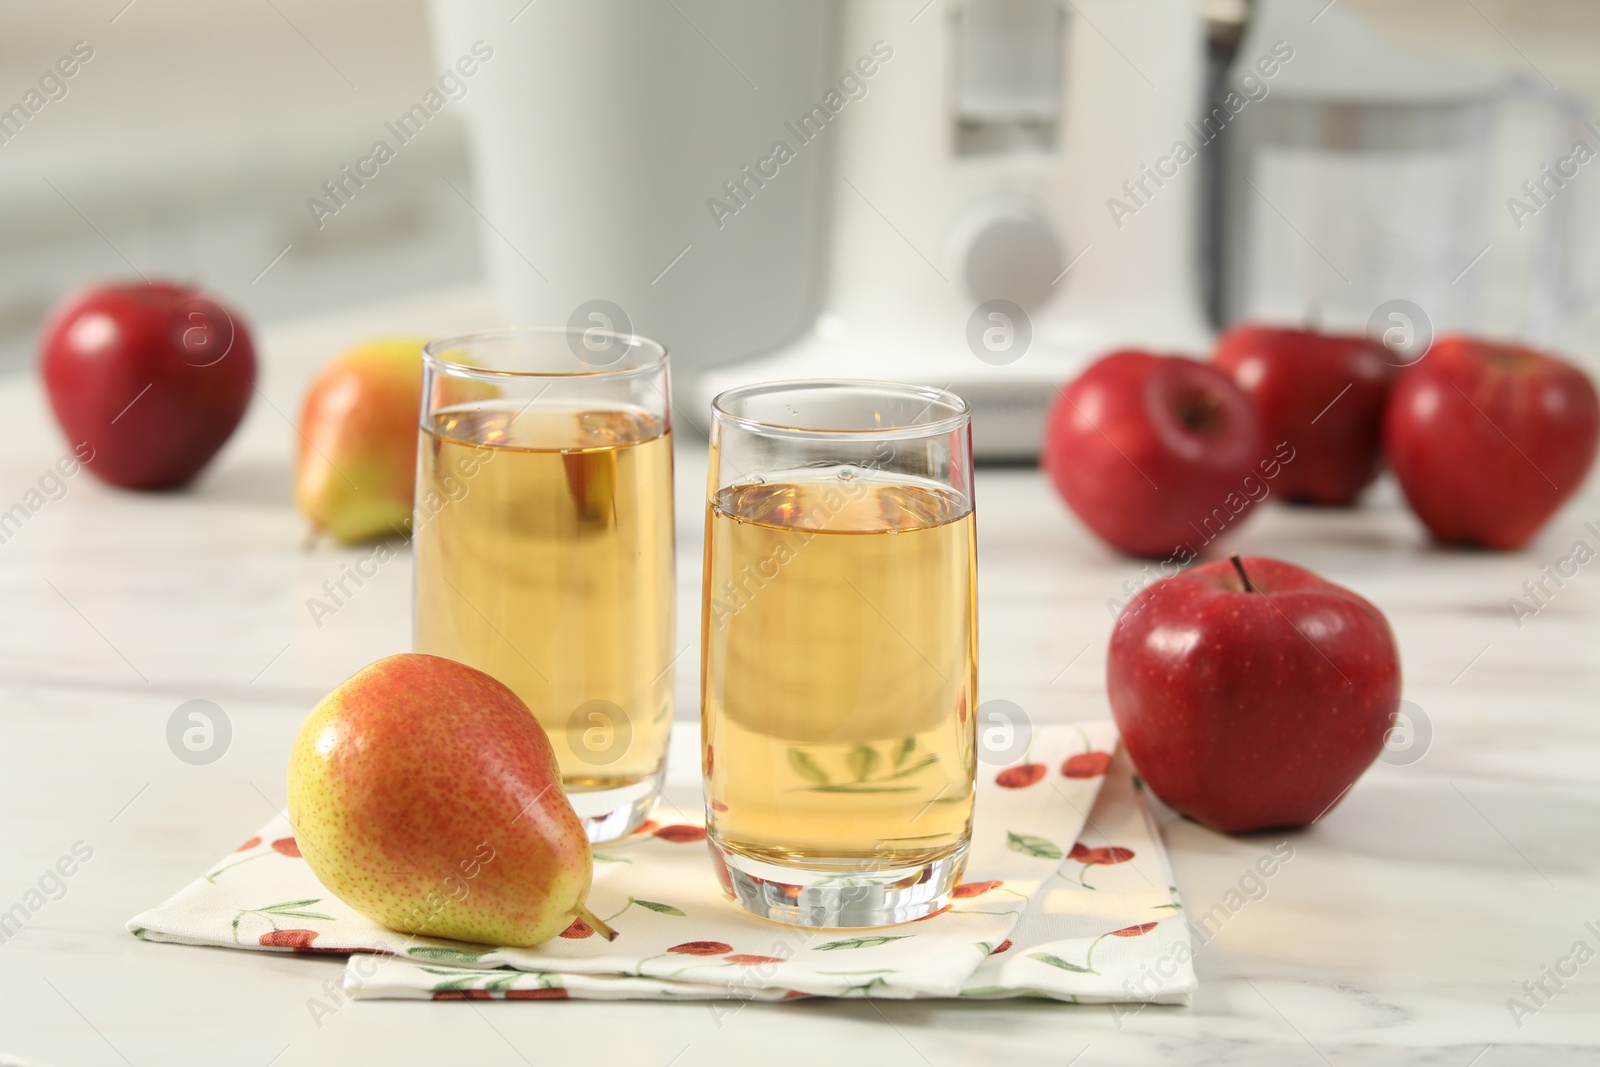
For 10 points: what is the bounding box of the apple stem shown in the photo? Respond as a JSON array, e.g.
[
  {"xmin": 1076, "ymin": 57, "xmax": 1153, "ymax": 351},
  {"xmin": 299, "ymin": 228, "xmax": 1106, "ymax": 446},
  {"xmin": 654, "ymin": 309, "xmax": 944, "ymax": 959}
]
[
  {"xmin": 1229, "ymin": 553, "xmax": 1256, "ymax": 594},
  {"xmin": 574, "ymin": 903, "xmax": 618, "ymax": 942}
]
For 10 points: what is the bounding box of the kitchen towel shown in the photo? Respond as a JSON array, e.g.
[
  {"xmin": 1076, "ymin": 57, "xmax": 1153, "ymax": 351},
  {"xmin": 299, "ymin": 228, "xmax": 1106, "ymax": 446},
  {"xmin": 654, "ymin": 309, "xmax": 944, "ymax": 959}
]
[{"xmin": 129, "ymin": 723, "xmax": 1196, "ymax": 1004}]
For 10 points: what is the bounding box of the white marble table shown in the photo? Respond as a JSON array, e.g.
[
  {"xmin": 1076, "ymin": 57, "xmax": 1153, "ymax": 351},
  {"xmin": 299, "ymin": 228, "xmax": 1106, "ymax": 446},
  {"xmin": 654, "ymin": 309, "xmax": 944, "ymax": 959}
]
[{"xmin": 1, "ymin": 288, "xmax": 1596, "ymax": 1066}]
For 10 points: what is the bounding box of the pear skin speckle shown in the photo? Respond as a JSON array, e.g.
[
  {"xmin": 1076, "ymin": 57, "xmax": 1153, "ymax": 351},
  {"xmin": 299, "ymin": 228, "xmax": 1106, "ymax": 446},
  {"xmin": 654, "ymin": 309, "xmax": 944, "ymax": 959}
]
[{"xmin": 286, "ymin": 653, "xmax": 593, "ymax": 947}]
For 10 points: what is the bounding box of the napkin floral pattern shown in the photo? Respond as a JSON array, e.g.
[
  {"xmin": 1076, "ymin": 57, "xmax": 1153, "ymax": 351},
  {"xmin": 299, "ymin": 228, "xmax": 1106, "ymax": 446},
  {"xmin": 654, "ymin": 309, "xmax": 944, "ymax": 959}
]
[{"xmin": 128, "ymin": 724, "xmax": 1195, "ymax": 1004}]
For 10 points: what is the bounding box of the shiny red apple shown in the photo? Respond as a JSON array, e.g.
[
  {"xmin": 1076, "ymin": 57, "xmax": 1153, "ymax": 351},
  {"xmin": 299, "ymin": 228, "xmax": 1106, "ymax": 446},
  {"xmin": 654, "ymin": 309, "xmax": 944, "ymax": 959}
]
[
  {"xmin": 1384, "ymin": 335, "xmax": 1599, "ymax": 549},
  {"xmin": 1108, "ymin": 555, "xmax": 1400, "ymax": 834},
  {"xmin": 1043, "ymin": 351, "xmax": 1268, "ymax": 560},
  {"xmin": 40, "ymin": 280, "xmax": 256, "ymax": 489},
  {"xmin": 1213, "ymin": 325, "xmax": 1394, "ymax": 506}
]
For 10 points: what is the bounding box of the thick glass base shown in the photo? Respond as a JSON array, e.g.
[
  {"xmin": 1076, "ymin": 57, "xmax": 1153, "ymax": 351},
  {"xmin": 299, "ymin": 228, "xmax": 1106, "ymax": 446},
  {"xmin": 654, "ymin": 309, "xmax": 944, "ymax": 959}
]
[
  {"xmin": 711, "ymin": 838, "xmax": 968, "ymax": 928},
  {"xmin": 565, "ymin": 765, "xmax": 665, "ymax": 843}
]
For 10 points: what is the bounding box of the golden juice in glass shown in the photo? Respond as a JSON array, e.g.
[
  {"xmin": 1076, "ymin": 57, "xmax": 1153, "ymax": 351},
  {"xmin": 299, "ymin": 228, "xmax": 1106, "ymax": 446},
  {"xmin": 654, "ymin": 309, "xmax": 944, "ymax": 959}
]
[
  {"xmin": 702, "ymin": 474, "xmax": 977, "ymax": 872},
  {"xmin": 414, "ymin": 401, "xmax": 675, "ymax": 820}
]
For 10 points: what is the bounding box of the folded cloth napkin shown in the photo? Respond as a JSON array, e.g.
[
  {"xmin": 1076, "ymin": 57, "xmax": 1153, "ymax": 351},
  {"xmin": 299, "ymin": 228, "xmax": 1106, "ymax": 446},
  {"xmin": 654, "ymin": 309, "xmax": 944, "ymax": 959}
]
[{"xmin": 129, "ymin": 723, "xmax": 1196, "ymax": 1004}]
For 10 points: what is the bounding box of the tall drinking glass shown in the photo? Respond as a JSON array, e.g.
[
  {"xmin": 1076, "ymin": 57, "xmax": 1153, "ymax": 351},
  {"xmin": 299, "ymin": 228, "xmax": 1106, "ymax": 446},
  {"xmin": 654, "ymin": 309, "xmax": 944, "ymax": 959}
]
[
  {"xmin": 415, "ymin": 328, "xmax": 675, "ymax": 842},
  {"xmin": 703, "ymin": 380, "xmax": 977, "ymax": 927}
]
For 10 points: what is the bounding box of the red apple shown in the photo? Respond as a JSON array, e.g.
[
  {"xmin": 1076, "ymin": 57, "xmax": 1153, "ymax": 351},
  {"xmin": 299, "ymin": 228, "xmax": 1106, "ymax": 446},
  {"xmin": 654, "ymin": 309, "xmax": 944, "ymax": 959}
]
[
  {"xmin": 1043, "ymin": 351, "xmax": 1269, "ymax": 559},
  {"xmin": 1213, "ymin": 325, "xmax": 1394, "ymax": 506},
  {"xmin": 1108, "ymin": 555, "xmax": 1400, "ymax": 833},
  {"xmin": 1385, "ymin": 335, "xmax": 1599, "ymax": 549},
  {"xmin": 40, "ymin": 280, "xmax": 256, "ymax": 489}
]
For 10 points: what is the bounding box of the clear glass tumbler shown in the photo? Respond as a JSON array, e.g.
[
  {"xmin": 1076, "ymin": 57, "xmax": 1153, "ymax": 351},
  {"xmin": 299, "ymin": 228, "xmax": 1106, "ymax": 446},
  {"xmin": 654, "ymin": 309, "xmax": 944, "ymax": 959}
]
[
  {"xmin": 702, "ymin": 380, "xmax": 978, "ymax": 927},
  {"xmin": 414, "ymin": 327, "xmax": 675, "ymax": 842}
]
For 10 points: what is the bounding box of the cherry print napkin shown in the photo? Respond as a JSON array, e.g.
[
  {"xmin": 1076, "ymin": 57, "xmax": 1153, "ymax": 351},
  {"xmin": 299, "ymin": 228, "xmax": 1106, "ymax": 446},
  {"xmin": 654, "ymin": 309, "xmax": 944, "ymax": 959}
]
[{"xmin": 128, "ymin": 724, "xmax": 1197, "ymax": 1004}]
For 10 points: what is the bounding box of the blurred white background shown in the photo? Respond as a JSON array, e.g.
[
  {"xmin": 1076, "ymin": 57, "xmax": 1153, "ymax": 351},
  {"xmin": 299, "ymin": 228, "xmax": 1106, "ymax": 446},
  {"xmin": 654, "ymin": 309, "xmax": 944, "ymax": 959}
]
[
  {"xmin": 0, "ymin": 0, "xmax": 476, "ymax": 370},
  {"xmin": 3, "ymin": 0, "xmax": 1599, "ymax": 373}
]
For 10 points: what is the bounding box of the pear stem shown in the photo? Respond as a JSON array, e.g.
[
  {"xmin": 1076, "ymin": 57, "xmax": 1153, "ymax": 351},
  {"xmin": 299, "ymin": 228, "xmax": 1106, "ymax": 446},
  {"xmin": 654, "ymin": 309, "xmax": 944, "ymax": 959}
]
[
  {"xmin": 574, "ymin": 903, "xmax": 618, "ymax": 942},
  {"xmin": 1229, "ymin": 553, "xmax": 1256, "ymax": 594}
]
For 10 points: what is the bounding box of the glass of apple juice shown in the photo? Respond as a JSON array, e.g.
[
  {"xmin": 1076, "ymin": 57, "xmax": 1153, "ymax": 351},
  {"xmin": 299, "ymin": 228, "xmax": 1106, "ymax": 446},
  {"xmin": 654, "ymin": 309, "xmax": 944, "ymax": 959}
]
[
  {"xmin": 702, "ymin": 380, "xmax": 978, "ymax": 926},
  {"xmin": 414, "ymin": 327, "xmax": 675, "ymax": 842}
]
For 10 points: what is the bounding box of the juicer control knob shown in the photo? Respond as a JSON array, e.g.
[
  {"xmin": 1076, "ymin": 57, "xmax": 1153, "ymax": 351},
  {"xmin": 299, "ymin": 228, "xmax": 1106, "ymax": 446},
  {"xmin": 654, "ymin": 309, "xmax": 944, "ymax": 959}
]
[{"xmin": 952, "ymin": 198, "xmax": 1064, "ymax": 312}]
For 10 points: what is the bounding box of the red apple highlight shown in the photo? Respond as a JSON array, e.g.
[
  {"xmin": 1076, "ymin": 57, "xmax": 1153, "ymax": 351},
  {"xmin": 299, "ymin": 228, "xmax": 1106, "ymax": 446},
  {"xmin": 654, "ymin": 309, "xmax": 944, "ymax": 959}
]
[
  {"xmin": 40, "ymin": 280, "xmax": 256, "ymax": 489},
  {"xmin": 1213, "ymin": 325, "xmax": 1394, "ymax": 506},
  {"xmin": 1108, "ymin": 555, "xmax": 1401, "ymax": 834},
  {"xmin": 1043, "ymin": 351, "xmax": 1268, "ymax": 559},
  {"xmin": 1385, "ymin": 335, "xmax": 1599, "ymax": 549}
]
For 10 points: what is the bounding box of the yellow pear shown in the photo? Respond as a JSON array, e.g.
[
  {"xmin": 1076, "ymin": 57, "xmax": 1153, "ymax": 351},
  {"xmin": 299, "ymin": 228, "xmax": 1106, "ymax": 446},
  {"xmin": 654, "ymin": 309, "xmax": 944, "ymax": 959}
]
[
  {"xmin": 294, "ymin": 338, "xmax": 425, "ymax": 544},
  {"xmin": 286, "ymin": 654, "xmax": 613, "ymax": 947}
]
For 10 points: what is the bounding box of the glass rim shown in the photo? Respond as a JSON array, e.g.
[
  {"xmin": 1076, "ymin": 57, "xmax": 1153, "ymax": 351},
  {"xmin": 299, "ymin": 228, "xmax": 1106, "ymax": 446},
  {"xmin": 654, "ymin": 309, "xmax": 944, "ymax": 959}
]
[
  {"xmin": 421, "ymin": 326, "xmax": 669, "ymax": 382},
  {"xmin": 710, "ymin": 379, "xmax": 972, "ymax": 441}
]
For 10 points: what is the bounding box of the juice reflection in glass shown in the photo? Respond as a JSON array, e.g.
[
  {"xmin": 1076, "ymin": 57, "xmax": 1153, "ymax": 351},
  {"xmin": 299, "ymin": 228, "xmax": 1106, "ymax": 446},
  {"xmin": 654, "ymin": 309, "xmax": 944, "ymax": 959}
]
[
  {"xmin": 414, "ymin": 328, "xmax": 675, "ymax": 842},
  {"xmin": 702, "ymin": 380, "xmax": 977, "ymax": 927}
]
